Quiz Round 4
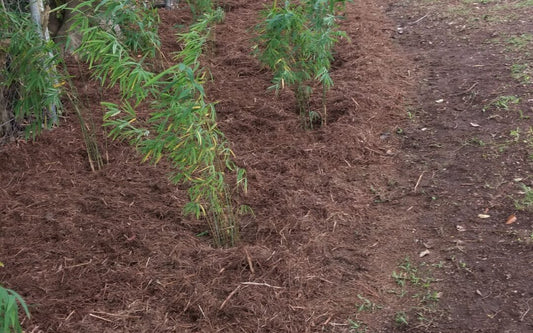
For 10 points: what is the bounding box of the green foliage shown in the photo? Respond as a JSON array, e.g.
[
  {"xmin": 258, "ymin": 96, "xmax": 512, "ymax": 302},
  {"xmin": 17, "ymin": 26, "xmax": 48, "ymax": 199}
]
[
  {"xmin": 73, "ymin": 4, "xmax": 245, "ymax": 247},
  {"xmin": 254, "ymin": 0, "xmax": 348, "ymax": 128},
  {"xmin": 348, "ymin": 319, "xmax": 368, "ymax": 332},
  {"xmin": 0, "ymin": 284, "xmax": 30, "ymax": 333},
  {"xmin": 506, "ymin": 33, "xmax": 532, "ymax": 51},
  {"xmin": 186, "ymin": 0, "xmax": 214, "ymax": 18},
  {"xmin": 483, "ymin": 95, "xmax": 520, "ymax": 111},
  {"xmin": 0, "ymin": 9, "xmax": 63, "ymax": 139},
  {"xmin": 394, "ymin": 311, "xmax": 409, "ymax": 327},
  {"xmin": 356, "ymin": 294, "xmax": 381, "ymax": 313},
  {"xmin": 515, "ymin": 183, "xmax": 533, "ymax": 211},
  {"xmin": 511, "ymin": 63, "xmax": 531, "ymax": 84},
  {"xmin": 70, "ymin": 0, "xmax": 161, "ymax": 59}
]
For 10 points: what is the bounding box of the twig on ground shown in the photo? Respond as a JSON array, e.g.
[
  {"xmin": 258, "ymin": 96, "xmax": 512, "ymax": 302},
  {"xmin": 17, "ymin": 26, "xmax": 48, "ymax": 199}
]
[
  {"xmin": 198, "ymin": 305, "xmax": 207, "ymax": 319},
  {"xmin": 65, "ymin": 259, "xmax": 93, "ymax": 269},
  {"xmin": 240, "ymin": 282, "xmax": 283, "ymax": 289},
  {"xmin": 414, "ymin": 171, "xmax": 426, "ymax": 192},
  {"xmin": 520, "ymin": 298, "xmax": 531, "ymax": 321},
  {"xmin": 451, "ymin": 82, "xmax": 478, "ymax": 96},
  {"xmin": 244, "ymin": 247, "xmax": 254, "ymax": 274},
  {"xmin": 88, "ymin": 313, "xmax": 113, "ymax": 323},
  {"xmin": 408, "ymin": 13, "xmax": 430, "ymax": 25},
  {"xmin": 220, "ymin": 285, "xmax": 242, "ymax": 310}
]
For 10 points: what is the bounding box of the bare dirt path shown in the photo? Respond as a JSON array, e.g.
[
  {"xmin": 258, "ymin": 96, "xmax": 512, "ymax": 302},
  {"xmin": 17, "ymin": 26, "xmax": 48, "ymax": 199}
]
[{"xmin": 356, "ymin": 0, "xmax": 533, "ymax": 332}]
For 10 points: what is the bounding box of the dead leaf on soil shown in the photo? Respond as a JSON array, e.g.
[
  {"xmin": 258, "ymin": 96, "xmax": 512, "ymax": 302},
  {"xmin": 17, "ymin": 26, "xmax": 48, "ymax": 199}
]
[
  {"xmin": 477, "ymin": 214, "xmax": 490, "ymax": 219},
  {"xmin": 505, "ymin": 214, "xmax": 517, "ymax": 225}
]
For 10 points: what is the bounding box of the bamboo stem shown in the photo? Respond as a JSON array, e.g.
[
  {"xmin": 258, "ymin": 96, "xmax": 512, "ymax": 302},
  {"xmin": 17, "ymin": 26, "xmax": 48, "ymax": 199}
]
[{"xmin": 29, "ymin": 0, "xmax": 60, "ymax": 125}]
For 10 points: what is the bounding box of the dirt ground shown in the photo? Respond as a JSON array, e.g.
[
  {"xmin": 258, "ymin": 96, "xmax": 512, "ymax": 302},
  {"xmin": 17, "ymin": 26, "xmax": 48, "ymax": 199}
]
[{"xmin": 1, "ymin": 0, "xmax": 532, "ymax": 332}]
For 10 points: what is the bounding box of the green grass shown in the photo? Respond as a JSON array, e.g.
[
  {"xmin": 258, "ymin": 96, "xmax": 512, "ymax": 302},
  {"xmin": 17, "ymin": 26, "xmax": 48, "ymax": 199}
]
[
  {"xmin": 516, "ymin": 0, "xmax": 533, "ymax": 7},
  {"xmin": 394, "ymin": 311, "xmax": 409, "ymax": 327},
  {"xmin": 348, "ymin": 319, "xmax": 368, "ymax": 332},
  {"xmin": 389, "ymin": 258, "xmax": 442, "ymax": 329},
  {"xmin": 515, "ymin": 183, "xmax": 533, "ymax": 211},
  {"xmin": 356, "ymin": 294, "xmax": 381, "ymax": 313},
  {"xmin": 483, "ymin": 95, "xmax": 520, "ymax": 111},
  {"xmin": 506, "ymin": 33, "xmax": 533, "ymax": 51},
  {"xmin": 511, "ymin": 63, "xmax": 532, "ymax": 84}
]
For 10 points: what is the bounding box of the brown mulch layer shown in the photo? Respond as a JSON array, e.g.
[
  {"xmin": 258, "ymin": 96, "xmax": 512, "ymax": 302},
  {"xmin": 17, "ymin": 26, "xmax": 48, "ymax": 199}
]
[{"xmin": 1, "ymin": 1, "xmax": 409, "ymax": 332}]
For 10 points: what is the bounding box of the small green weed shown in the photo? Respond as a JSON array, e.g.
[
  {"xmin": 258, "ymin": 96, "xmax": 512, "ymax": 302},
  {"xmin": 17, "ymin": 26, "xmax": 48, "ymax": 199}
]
[
  {"xmin": 348, "ymin": 319, "xmax": 368, "ymax": 332},
  {"xmin": 517, "ymin": 109, "xmax": 530, "ymax": 119},
  {"xmin": 356, "ymin": 294, "xmax": 381, "ymax": 313},
  {"xmin": 515, "ymin": 183, "xmax": 533, "ymax": 211},
  {"xmin": 468, "ymin": 137, "xmax": 486, "ymax": 146},
  {"xmin": 422, "ymin": 290, "xmax": 442, "ymax": 303},
  {"xmin": 389, "ymin": 258, "xmax": 442, "ymax": 329},
  {"xmin": 431, "ymin": 261, "xmax": 444, "ymax": 269},
  {"xmin": 483, "ymin": 95, "xmax": 520, "ymax": 111},
  {"xmin": 394, "ymin": 311, "xmax": 409, "ymax": 327},
  {"xmin": 395, "ymin": 257, "xmax": 435, "ymax": 287},
  {"xmin": 506, "ymin": 33, "xmax": 533, "ymax": 51},
  {"xmin": 370, "ymin": 185, "xmax": 389, "ymax": 204},
  {"xmin": 510, "ymin": 128, "xmax": 521, "ymax": 142},
  {"xmin": 511, "ymin": 63, "xmax": 532, "ymax": 85}
]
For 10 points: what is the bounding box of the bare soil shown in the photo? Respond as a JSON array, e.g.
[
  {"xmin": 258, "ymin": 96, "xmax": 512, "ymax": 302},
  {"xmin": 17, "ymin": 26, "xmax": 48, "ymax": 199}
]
[{"xmin": 1, "ymin": 0, "xmax": 532, "ymax": 332}]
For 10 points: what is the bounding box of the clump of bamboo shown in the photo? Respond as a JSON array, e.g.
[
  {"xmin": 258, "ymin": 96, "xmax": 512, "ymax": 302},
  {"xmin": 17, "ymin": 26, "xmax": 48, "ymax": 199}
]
[
  {"xmin": 254, "ymin": 0, "xmax": 348, "ymax": 128},
  {"xmin": 72, "ymin": 2, "xmax": 247, "ymax": 247},
  {"xmin": 0, "ymin": 8, "xmax": 63, "ymax": 139}
]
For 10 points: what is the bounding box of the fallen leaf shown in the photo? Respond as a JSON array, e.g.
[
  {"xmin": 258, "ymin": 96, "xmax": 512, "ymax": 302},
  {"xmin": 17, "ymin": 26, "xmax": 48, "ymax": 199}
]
[
  {"xmin": 478, "ymin": 214, "xmax": 490, "ymax": 219},
  {"xmin": 419, "ymin": 249, "xmax": 431, "ymax": 258},
  {"xmin": 505, "ymin": 214, "xmax": 517, "ymax": 225}
]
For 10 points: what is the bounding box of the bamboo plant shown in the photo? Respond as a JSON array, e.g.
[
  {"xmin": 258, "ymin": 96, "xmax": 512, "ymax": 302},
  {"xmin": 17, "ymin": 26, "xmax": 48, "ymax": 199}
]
[
  {"xmin": 72, "ymin": 3, "xmax": 246, "ymax": 247},
  {"xmin": 0, "ymin": 260, "xmax": 30, "ymax": 333},
  {"xmin": 0, "ymin": 285, "xmax": 30, "ymax": 333},
  {"xmin": 254, "ymin": 0, "xmax": 348, "ymax": 127},
  {"xmin": 0, "ymin": 7, "xmax": 64, "ymax": 139}
]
